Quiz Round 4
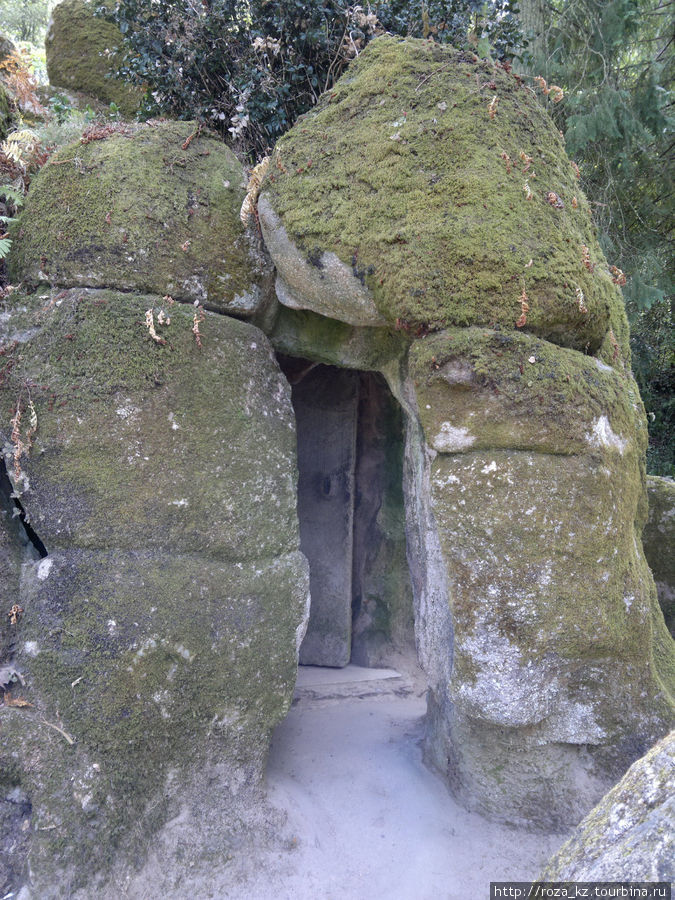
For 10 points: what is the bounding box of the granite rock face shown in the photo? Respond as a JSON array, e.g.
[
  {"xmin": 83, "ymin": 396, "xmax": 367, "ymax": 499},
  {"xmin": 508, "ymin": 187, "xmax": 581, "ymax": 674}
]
[
  {"xmin": 257, "ymin": 35, "xmax": 675, "ymax": 830},
  {"xmin": 45, "ymin": 0, "xmax": 141, "ymax": 116},
  {"xmin": 0, "ymin": 291, "xmax": 309, "ymax": 895},
  {"xmin": 540, "ymin": 730, "xmax": 674, "ymax": 881},
  {"xmin": 643, "ymin": 476, "xmax": 675, "ymax": 635},
  {"xmin": 1, "ymin": 32, "xmax": 674, "ymax": 896},
  {"xmin": 411, "ymin": 329, "xmax": 672, "ymax": 828}
]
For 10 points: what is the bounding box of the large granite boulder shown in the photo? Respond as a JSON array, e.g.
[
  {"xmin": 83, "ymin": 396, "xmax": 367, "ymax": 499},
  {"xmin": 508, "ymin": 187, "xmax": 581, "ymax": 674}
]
[
  {"xmin": 540, "ymin": 730, "xmax": 674, "ymax": 881},
  {"xmin": 260, "ymin": 36, "xmax": 627, "ymax": 362},
  {"xmin": 410, "ymin": 328, "xmax": 673, "ymax": 827},
  {"xmin": 0, "ymin": 466, "xmax": 29, "ymax": 897},
  {"xmin": 257, "ymin": 35, "xmax": 675, "ymax": 829},
  {"xmin": 1, "ymin": 33, "xmax": 673, "ymax": 895},
  {"xmin": 643, "ymin": 476, "xmax": 675, "ymax": 635},
  {"xmin": 9, "ymin": 119, "xmax": 272, "ymax": 316},
  {"xmin": 45, "ymin": 0, "xmax": 140, "ymax": 117},
  {"xmin": 0, "ymin": 290, "xmax": 309, "ymax": 896}
]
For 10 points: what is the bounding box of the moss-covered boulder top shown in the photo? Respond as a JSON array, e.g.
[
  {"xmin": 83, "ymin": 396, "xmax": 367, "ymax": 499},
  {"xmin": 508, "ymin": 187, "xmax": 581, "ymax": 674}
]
[
  {"xmin": 45, "ymin": 0, "xmax": 140, "ymax": 116},
  {"xmin": 261, "ymin": 36, "xmax": 626, "ymax": 353},
  {"xmin": 10, "ymin": 120, "xmax": 269, "ymax": 310}
]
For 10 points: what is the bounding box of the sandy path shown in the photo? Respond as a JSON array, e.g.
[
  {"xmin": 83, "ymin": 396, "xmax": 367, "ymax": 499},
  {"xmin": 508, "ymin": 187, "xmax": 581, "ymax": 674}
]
[{"xmin": 235, "ymin": 666, "xmax": 568, "ymax": 900}]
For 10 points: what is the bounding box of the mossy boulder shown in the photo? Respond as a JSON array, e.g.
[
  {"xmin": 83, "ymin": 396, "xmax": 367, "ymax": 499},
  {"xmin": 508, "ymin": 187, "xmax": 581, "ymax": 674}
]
[
  {"xmin": 410, "ymin": 327, "xmax": 645, "ymax": 455},
  {"xmin": 194, "ymin": 30, "xmax": 668, "ymax": 831},
  {"xmin": 409, "ymin": 327, "xmax": 674, "ymax": 828},
  {"xmin": 260, "ymin": 36, "xmax": 628, "ymax": 358},
  {"xmin": 540, "ymin": 729, "xmax": 674, "ymax": 881},
  {"xmin": 0, "ymin": 492, "xmax": 33, "ymax": 897},
  {"xmin": 643, "ymin": 476, "xmax": 675, "ymax": 636},
  {"xmin": 9, "ymin": 120, "xmax": 272, "ymax": 314},
  {"xmin": 0, "ymin": 289, "xmax": 309, "ymax": 895},
  {"xmin": 0, "ymin": 486, "xmax": 23, "ymax": 662},
  {"xmin": 0, "ymin": 33, "xmax": 16, "ymax": 64},
  {"xmin": 0, "ymin": 79, "xmax": 12, "ymax": 141},
  {"xmin": 45, "ymin": 0, "xmax": 141, "ymax": 117}
]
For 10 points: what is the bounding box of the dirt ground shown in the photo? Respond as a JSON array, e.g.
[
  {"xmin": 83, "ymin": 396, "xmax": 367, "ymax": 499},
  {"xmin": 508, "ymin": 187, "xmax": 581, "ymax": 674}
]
[
  {"xmin": 220, "ymin": 664, "xmax": 569, "ymax": 900},
  {"xmin": 77, "ymin": 663, "xmax": 569, "ymax": 900}
]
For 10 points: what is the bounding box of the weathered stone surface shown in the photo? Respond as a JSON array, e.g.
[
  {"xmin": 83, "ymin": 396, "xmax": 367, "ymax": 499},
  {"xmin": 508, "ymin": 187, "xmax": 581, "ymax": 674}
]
[
  {"xmin": 1, "ymin": 290, "xmax": 298, "ymax": 559},
  {"xmin": 260, "ymin": 36, "xmax": 629, "ymax": 361},
  {"xmin": 0, "ymin": 290, "xmax": 309, "ymax": 895},
  {"xmin": 45, "ymin": 0, "xmax": 140, "ymax": 117},
  {"xmin": 9, "ymin": 120, "xmax": 272, "ymax": 313},
  {"xmin": 409, "ymin": 327, "xmax": 643, "ymax": 456},
  {"xmin": 258, "ymin": 196, "xmax": 386, "ymax": 327},
  {"xmin": 0, "ymin": 486, "xmax": 31, "ymax": 898},
  {"xmin": 0, "ymin": 33, "xmax": 16, "ymax": 64},
  {"xmin": 540, "ymin": 730, "xmax": 675, "ymax": 881},
  {"xmin": 284, "ymin": 360, "xmax": 415, "ymax": 669},
  {"xmin": 409, "ymin": 327, "xmax": 674, "ymax": 828},
  {"xmin": 0, "ymin": 479, "xmax": 23, "ymax": 661},
  {"xmin": 644, "ymin": 476, "xmax": 675, "ymax": 636},
  {"xmin": 265, "ymin": 298, "xmax": 674, "ymax": 829},
  {"xmin": 350, "ymin": 371, "xmax": 414, "ymax": 666}
]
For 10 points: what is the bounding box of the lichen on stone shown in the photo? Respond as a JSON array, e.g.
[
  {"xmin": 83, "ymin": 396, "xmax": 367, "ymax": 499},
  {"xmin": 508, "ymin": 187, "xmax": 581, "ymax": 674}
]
[
  {"xmin": 540, "ymin": 729, "xmax": 675, "ymax": 881},
  {"xmin": 0, "ymin": 288, "xmax": 309, "ymax": 894},
  {"xmin": 409, "ymin": 326, "xmax": 646, "ymax": 456},
  {"xmin": 643, "ymin": 476, "xmax": 675, "ymax": 636}
]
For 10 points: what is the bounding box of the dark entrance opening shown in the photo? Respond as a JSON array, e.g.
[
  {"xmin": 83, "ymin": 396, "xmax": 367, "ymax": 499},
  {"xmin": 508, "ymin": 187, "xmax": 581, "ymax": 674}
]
[{"xmin": 277, "ymin": 356, "xmax": 414, "ymax": 668}]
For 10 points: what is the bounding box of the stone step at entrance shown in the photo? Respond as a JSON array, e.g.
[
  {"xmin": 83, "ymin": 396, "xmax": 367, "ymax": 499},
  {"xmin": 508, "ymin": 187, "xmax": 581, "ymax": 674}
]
[{"xmin": 293, "ymin": 664, "xmax": 417, "ymax": 706}]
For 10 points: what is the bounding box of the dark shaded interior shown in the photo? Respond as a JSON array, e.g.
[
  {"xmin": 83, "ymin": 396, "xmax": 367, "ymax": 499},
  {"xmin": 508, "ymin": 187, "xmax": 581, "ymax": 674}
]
[
  {"xmin": 0, "ymin": 462, "xmax": 48, "ymax": 559},
  {"xmin": 277, "ymin": 356, "xmax": 414, "ymax": 668}
]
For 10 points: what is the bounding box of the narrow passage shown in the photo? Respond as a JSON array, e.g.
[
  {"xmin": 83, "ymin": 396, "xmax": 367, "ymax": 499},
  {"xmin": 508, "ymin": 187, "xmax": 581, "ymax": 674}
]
[{"xmin": 254, "ymin": 668, "xmax": 568, "ymax": 900}]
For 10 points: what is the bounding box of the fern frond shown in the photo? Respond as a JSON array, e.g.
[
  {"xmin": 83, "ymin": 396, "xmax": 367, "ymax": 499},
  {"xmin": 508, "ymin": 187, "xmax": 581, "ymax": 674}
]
[
  {"xmin": 0, "ymin": 185, "xmax": 24, "ymax": 207},
  {"xmin": 0, "ymin": 237, "xmax": 12, "ymax": 259},
  {"xmin": 1, "ymin": 130, "xmax": 39, "ymax": 165}
]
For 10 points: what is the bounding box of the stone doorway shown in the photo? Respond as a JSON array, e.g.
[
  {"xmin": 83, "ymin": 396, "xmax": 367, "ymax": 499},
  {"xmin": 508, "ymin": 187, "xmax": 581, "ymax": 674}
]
[{"xmin": 277, "ymin": 357, "xmax": 414, "ymax": 669}]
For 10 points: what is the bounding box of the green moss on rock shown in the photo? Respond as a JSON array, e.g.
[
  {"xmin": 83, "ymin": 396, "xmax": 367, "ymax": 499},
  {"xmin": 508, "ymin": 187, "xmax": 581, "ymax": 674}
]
[
  {"xmin": 261, "ymin": 36, "xmax": 628, "ymax": 355},
  {"xmin": 0, "ymin": 288, "xmax": 309, "ymax": 894},
  {"xmin": 0, "ymin": 289, "xmax": 299, "ymax": 559},
  {"xmin": 45, "ymin": 0, "xmax": 141, "ymax": 117},
  {"xmin": 269, "ymin": 304, "xmax": 409, "ymax": 373},
  {"xmin": 0, "ymin": 491, "xmax": 24, "ymax": 663},
  {"xmin": 0, "ymin": 80, "xmax": 12, "ymax": 141},
  {"xmin": 2, "ymin": 548, "xmax": 308, "ymax": 894},
  {"xmin": 409, "ymin": 327, "xmax": 646, "ymax": 455},
  {"xmin": 9, "ymin": 120, "xmax": 270, "ymax": 310}
]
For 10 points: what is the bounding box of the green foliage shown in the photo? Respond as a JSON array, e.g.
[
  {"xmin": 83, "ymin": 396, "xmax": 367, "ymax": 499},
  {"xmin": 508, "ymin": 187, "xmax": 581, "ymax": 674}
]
[
  {"xmin": 630, "ymin": 299, "xmax": 674, "ymax": 476},
  {"xmin": 521, "ymin": 0, "xmax": 673, "ymax": 472},
  {"xmin": 0, "ymin": 182, "xmax": 23, "ymax": 260},
  {"xmin": 0, "ymin": 0, "xmax": 50, "ymax": 44},
  {"xmin": 103, "ymin": 0, "xmax": 522, "ymax": 157},
  {"xmin": 48, "ymin": 92, "xmax": 74, "ymax": 124},
  {"xmin": 0, "ymin": 183, "xmax": 24, "ymax": 209},
  {"xmin": 376, "ymin": 0, "xmax": 521, "ymax": 58}
]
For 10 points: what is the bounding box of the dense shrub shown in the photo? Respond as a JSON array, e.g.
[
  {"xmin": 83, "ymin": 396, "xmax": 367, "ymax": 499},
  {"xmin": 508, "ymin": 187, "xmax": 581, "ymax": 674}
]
[
  {"xmin": 103, "ymin": 0, "xmax": 521, "ymax": 157},
  {"xmin": 630, "ymin": 299, "xmax": 674, "ymax": 476}
]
